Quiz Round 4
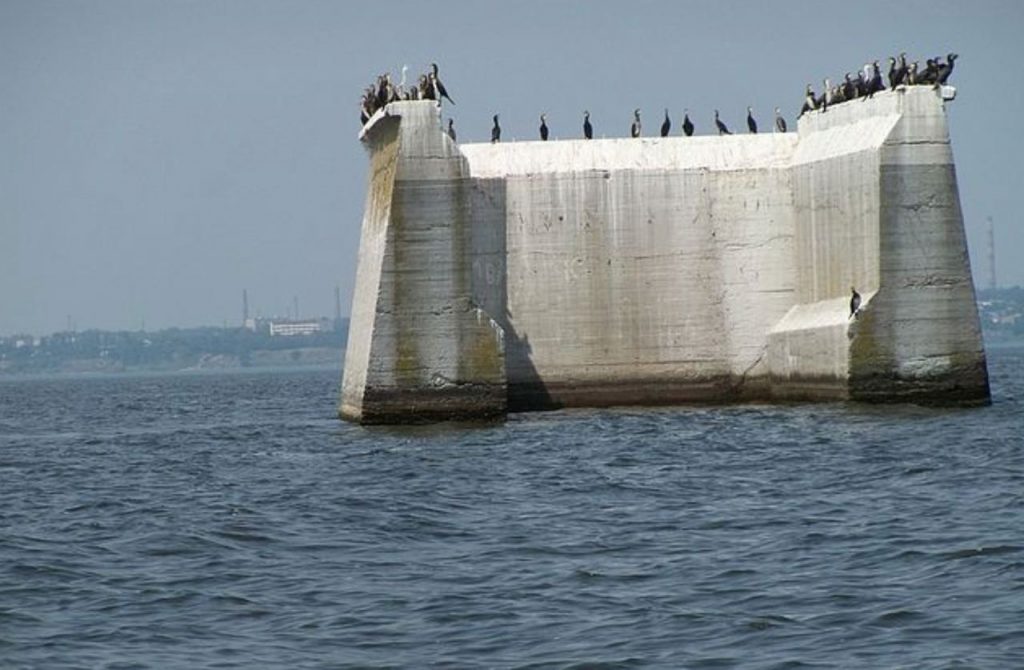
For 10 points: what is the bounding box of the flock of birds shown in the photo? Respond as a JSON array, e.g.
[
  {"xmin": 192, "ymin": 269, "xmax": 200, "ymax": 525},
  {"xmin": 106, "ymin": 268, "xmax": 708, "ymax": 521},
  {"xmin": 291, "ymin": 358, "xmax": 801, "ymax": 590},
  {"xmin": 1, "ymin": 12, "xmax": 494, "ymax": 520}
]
[
  {"xmin": 358, "ymin": 62, "xmax": 454, "ymax": 126},
  {"xmin": 360, "ymin": 52, "xmax": 958, "ymax": 145},
  {"xmin": 800, "ymin": 52, "xmax": 958, "ymax": 115},
  {"xmin": 357, "ymin": 59, "xmax": 949, "ymax": 317}
]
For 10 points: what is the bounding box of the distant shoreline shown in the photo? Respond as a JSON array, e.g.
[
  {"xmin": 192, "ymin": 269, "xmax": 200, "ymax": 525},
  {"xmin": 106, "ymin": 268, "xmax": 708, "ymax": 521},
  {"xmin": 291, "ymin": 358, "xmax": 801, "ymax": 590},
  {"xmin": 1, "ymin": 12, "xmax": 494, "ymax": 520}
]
[{"xmin": 0, "ymin": 346, "xmax": 344, "ymax": 377}]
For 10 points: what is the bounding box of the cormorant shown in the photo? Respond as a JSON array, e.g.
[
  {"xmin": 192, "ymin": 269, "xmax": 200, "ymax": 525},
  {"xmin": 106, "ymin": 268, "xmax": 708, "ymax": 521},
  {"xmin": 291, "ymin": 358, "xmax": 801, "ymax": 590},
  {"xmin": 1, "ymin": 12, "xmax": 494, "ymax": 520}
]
[
  {"xmin": 868, "ymin": 61, "xmax": 883, "ymax": 97},
  {"xmin": 907, "ymin": 62, "xmax": 919, "ymax": 86},
  {"xmin": 893, "ymin": 52, "xmax": 908, "ymax": 89},
  {"xmin": 833, "ymin": 80, "xmax": 848, "ymax": 104},
  {"xmin": 491, "ymin": 114, "xmax": 501, "ymax": 143},
  {"xmin": 682, "ymin": 109, "xmax": 694, "ymax": 137},
  {"xmin": 774, "ymin": 108, "xmax": 786, "ymax": 133},
  {"xmin": 714, "ymin": 109, "xmax": 731, "ymax": 135},
  {"xmin": 845, "ymin": 73, "xmax": 860, "ymax": 101},
  {"xmin": 661, "ymin": 109, "xmax": 671, "ymax": 137},
  {"xmin": 631, "ymin": 109, "xmax": 642, "ymax": 138},
  {"xmin": 583, "ymin": 111, "xmax": 593, "ymax": 139},
  {"xmin": 854, "ymin": 71, "xmax": 868, "ymax": 98},
  {"xmin": 447, "ymin": 118, "xmax": 456, "ymax": 142},
  {"xmin": 375, "ymin": 74, "xmax": 389, "ymax": 109},
  {"xmin": 539, "ymin": 114, "xmax": 549, "ymax": 141},
  {"xmin": 801, "ymin": 85, "xmax": 816, "ymax": 116},
  {"xmin": 360, "ymin": 88, "xmax": 374, "ymax": 125},
  {"xmin": 419, "ymin": 74, "xmax": 436, "ymax": 101},
  {"xmin": 887, "ymin": 56, "xmax": 899, "ymax": 90},
  {"xmin": 747, "ymin": 106, "xmax": 757, "ymax": 133},
  {"xmin": 430, "ymin": 63, "xmax": 455, "ymax": 105},
  {"xmin": 919, "ymin": 58, "xmax": 938, "ymax": 85},
  {"xmin": 937, "ymin": 53, "xmax": 958, "ymax": 85},
  {"xmin": 850, "ymin": 287, "xmax": 862, "ymax": 318}
]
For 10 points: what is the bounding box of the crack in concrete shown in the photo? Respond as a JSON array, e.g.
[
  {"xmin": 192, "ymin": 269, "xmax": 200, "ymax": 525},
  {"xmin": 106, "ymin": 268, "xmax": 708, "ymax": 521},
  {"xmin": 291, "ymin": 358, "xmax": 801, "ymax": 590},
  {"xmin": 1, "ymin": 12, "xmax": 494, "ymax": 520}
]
[{"xmin": 901, "ymin": 276, "xmax": 965, "ymax": 288}]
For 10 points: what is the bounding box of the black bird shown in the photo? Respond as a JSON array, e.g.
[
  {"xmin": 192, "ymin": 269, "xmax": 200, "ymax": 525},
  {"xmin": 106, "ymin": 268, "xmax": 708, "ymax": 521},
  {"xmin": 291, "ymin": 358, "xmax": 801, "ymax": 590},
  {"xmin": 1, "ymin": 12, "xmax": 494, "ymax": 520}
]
[
  {"xmin": 660, "ymin": 109, "xmax": 671, "ymax": 137},
  {"xmin": 539, "ymin": 114, "xmax": 549, "ymax": 141},
  {"xmin": 630, "ymin": 109, "xmax": 642, "ymax": 138},
  {"xmin": 714, "ymin": 109, "xmax": 731, "ymax": 135},
  {"xmin": 937, "ymin": 53, "xmax": 958, "ymax": 85},
  {"xmin": 850, "ymin": 287, "xmax": 862, "ymax": 318},
  {"xmin": 747, "ymin": 106, "xmax": 757, "ymax": 133},
  {"xmin": 868, "ymin": 61, "xmax": 883, "ymax": 97},
  {"xmin": 842, "ymin": 73, "xmax": 857, "ymax": 101},
  {"xmin": 430, "ymin": 63, "xmax": 455, "ymax": 105},
  {"xmin": 682, "ymin": 109, "xmax": 694, "ymax": 136},
  {"xmin": 583, "ymin": 110, "xmax": 593, "ymax": 139},
  {"xmin": 447, "ymin": 118, "xmax": 456, "ymax": 142},
  {"xmin": 418, "ymin": 74, "xmax": 436, "ymax": 101},
  {"xmin": 491, "ymin": 114, "xmax": 501, "ymax": 143},
  {"xmin": 774, "ymin": 107, "xmax": 787, "ymax": 133},
  {"xmin": 375, "ymin": 74, "xmax": 389, "ymax": 109},
  {"xmin": 907, "ymin": 62, "xmax": 919, "ymax": 85},
  {"xmin": 854, "ymin": 71, "xmax": 868, "ymax": 98},
  {"xmin": 892, "ymin": 52, "xmax": 908, "ymax": 89},
  {"xmin": 887, "ymin": 56, "xmax": 899, "ymax": 89},
  {"xmin": 919, "ymin": 58, "xmax": 938, "ymax": 85},
  {"xmin": 360, "ymin": 85, "xmax": 376, "ymax": 124}
]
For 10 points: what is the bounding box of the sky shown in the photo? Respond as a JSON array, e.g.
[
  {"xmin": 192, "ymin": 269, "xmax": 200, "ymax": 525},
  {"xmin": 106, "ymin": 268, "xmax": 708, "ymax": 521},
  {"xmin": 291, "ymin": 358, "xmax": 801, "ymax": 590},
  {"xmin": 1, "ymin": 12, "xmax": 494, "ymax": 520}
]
[{"xmin": 2, "ymin": 0, "xmax": 1022, "ymax": 336}]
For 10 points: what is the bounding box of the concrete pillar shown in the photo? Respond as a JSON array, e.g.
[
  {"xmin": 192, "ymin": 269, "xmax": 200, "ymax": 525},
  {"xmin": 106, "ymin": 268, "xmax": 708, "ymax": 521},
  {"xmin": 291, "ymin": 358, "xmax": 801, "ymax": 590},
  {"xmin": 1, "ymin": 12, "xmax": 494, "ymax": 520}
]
[
  {"xmin": 339, "ymin": 102, "xmax": 506, "ymax": 423},
  {"xmin": 850, "ymin": 86, "xmax": 989, "ymax": 404}
]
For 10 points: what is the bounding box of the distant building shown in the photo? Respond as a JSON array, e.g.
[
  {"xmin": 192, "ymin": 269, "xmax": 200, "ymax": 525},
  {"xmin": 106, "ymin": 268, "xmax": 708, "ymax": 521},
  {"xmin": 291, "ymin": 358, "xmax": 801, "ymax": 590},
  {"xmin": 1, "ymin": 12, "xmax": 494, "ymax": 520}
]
[{"xmin": 268, "ymin": 319, "xmax": 330, "ymax": 337}]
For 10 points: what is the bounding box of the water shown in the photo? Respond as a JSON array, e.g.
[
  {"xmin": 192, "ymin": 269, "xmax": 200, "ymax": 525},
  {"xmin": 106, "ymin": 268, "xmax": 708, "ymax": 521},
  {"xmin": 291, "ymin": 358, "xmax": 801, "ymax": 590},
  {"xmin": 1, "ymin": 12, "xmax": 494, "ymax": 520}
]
[{"xmin": 2, "ymin": 352, "xmax": 1023, "ymax": 669}]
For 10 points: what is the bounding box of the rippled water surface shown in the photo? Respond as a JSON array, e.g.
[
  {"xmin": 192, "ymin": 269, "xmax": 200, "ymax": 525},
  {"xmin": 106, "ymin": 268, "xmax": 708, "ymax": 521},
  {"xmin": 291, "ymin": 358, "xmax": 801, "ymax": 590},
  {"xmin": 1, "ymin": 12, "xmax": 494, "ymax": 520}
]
[{"xmin": 2, "ymin": 350, "xmax": 1024, "ymax": 668}]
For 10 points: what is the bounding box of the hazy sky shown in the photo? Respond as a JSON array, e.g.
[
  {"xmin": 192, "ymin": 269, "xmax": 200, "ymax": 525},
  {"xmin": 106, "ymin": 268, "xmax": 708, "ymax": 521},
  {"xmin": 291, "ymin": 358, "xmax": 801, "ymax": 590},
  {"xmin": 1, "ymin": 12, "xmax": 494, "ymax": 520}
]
[{"xmin": 2, "ymin": 0, "xmax": 1022, "ymax": 336}]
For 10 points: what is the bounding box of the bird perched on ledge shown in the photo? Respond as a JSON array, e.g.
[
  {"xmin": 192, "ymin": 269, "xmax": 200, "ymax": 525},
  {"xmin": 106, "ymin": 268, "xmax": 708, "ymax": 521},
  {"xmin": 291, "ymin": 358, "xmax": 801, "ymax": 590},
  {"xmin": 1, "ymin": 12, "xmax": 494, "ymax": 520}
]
[
  {"xmin": 447, "ymin": 118, "xmax": 456, "ymax": 142},
  {"xmin": 583, "ymin": 111, "xmax": 593, "ymax": 139},
  {"xmin": 430, "ymin": 62, "xmax": 455, "ymax": 105},
  {"xmin": 661, "ymin": 109, "xmax": 671, "ymax": 137},
  {"xmin": 850, "ymin": 287, "xmax": 862, "ymax": 318},
  {"xmin": 491, "ymin": 114, "xmax": 501, "ymax": 143},
  {"xmin": 936, "ymin": 53, "xmax": 958, "ymax": 85},
  {"xmin": 774, "ymin": 108, "xmax": 787, "ymax": 133},
  {"xmin": 682, "ymin": 109, "xmax": 694, "ymax": 137},
  {"xmin": 747, "ymin": 107, "xmax": 758, "ymax": 133},
  {"xmin": 631, "ymin": 109, "xmax": 642, "ymax": 138},
  {"xmin": 714, "ymin": 109, "xmax": 731, "ymax": 135},
  {"xmin": 539, "ymin": 114, "xmax": 549, "ymax": 141}
]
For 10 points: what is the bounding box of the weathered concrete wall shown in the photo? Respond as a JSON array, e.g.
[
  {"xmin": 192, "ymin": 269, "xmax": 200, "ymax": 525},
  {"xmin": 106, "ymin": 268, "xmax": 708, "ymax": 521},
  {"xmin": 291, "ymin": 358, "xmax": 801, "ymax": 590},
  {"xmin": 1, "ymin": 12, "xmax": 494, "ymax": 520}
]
[
  {"xmin": 340, "ymin": 86, "xmax": 989, "ymax": 423},
  {"xmin": 460, "ymin": 135, "xmax": 799, "ymax": 409},
  {"xmin": 858, "ymin": 89, "xmax": 989, "ymax": 403},
  {"xmin": 768, "ymin": 89, "xmax": 988, "ymax": 404}
]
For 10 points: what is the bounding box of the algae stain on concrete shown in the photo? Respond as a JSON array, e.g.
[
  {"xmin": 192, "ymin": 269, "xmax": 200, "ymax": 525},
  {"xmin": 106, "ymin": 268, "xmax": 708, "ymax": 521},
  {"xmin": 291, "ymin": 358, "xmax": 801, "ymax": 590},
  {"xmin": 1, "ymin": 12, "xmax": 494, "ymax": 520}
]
[{"xmin": 389, "ymin": 185, "xmax": 422, "ymax": 386}]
